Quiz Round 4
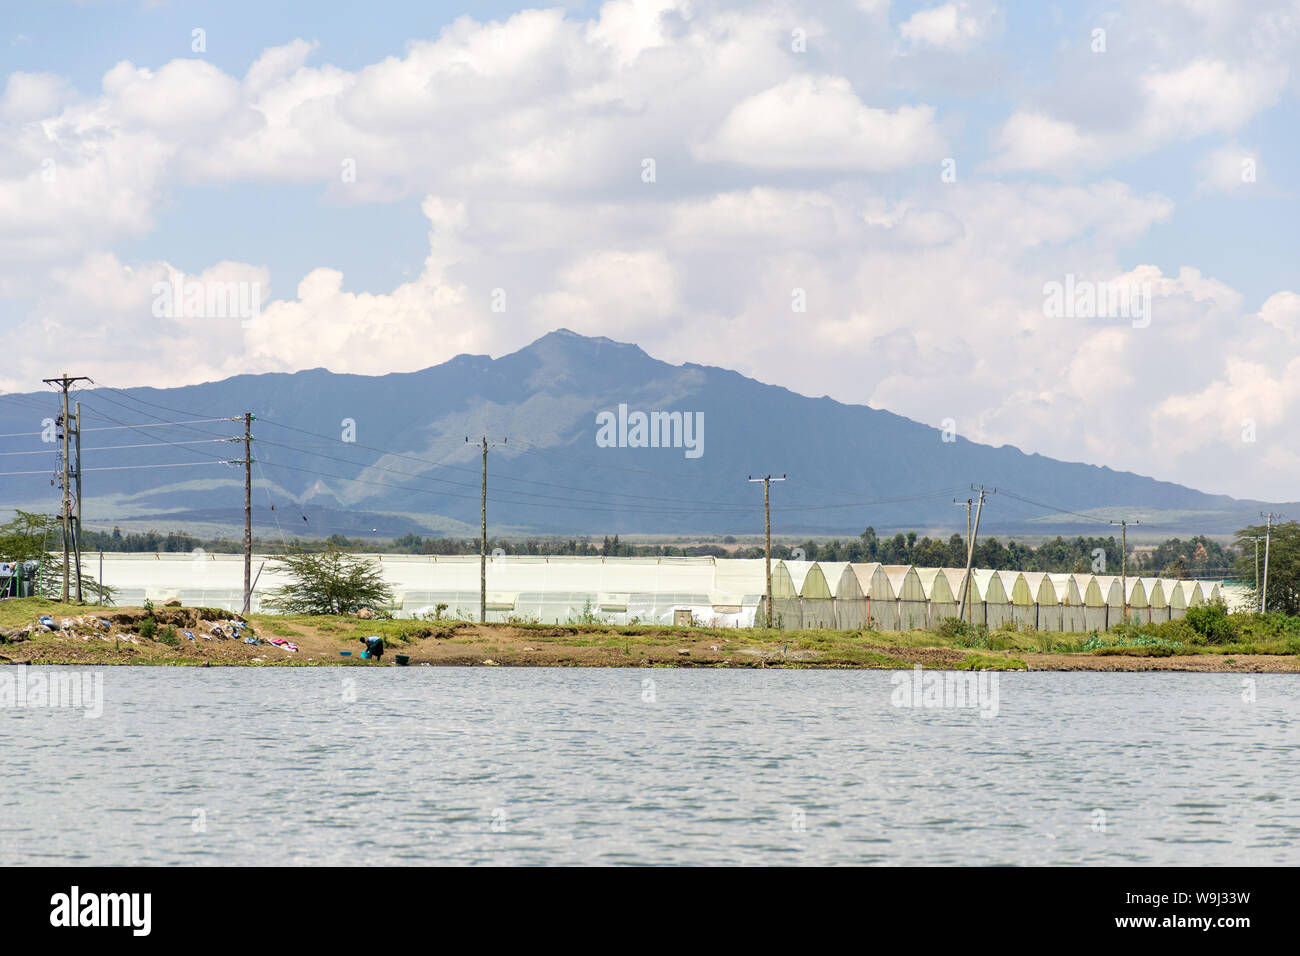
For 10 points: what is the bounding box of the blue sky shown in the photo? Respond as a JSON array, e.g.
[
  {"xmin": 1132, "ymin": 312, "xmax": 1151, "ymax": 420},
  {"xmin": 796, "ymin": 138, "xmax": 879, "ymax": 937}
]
[
  {"xmin": 2, "ymin": 0, "xmax": 1298, "ymax": 498},
  {"xmin": 4, "ymin": 1, "xmax": 1293, "ymax": 301}
]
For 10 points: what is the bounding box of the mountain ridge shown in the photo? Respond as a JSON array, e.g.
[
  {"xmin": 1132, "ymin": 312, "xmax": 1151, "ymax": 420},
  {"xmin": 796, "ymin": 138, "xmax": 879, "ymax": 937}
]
[{"xmin": 0, "ymin": 329, "xmax": 1285, "ymax": 539}]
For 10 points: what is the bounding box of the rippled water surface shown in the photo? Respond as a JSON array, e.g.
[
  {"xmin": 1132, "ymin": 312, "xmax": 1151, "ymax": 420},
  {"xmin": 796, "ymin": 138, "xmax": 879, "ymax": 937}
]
[{"xmin": 2, "ymin": 668, "xmax": 1296, "ymax": 865}]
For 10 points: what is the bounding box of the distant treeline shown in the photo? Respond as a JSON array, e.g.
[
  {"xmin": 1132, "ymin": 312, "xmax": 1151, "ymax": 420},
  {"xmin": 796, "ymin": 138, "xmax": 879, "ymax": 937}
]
[
  {"xmin": 78, "ymin": 526, "xmax": 1236, "ymax": 576},
  {"xmin": 790, "ymin": 528, "xmax": 1234, "ymax": 576}
]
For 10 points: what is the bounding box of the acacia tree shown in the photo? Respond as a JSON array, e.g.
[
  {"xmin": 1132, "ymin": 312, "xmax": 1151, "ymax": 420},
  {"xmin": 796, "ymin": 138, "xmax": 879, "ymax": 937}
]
[
  {"xmin": 1234, "ymin": 522, "xmax": 1300, "ymax": 615},
  {"xmin": 0, "ymin": 510, "xmax": 114, "ymax": 602},
  {"xmin": 263, "ymin": 546, "xmax": 394, "ymax": 615}
]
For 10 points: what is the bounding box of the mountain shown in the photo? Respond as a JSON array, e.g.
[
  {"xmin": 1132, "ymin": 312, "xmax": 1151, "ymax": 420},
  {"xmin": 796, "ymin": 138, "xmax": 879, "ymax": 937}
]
[{"xmin": 1, "ymin": 330, "xmax": 1287, "ymax": 540}]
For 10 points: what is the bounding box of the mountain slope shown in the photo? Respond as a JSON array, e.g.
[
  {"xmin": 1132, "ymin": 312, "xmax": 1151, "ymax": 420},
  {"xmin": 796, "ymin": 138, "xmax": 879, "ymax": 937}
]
[{"xmin": 0, "ymin": 329, "xmax": 1285, "ymax": 538}]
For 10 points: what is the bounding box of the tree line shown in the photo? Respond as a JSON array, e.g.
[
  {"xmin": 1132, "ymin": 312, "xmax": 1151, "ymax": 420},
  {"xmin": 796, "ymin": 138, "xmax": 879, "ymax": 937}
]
[{"xmin": 65, "ymin": 523, "xmax": 1238, "ymax": 576}]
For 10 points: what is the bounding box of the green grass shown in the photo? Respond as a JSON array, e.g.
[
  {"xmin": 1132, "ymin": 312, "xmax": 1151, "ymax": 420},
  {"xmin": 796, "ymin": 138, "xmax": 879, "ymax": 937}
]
[
  {"xmin": 0, "ymin": 597, "xmax": 65, "ymax": 629},
  {"xmin": 956, "ymin": 654, "xmax": 1028, "ymax": 671}
]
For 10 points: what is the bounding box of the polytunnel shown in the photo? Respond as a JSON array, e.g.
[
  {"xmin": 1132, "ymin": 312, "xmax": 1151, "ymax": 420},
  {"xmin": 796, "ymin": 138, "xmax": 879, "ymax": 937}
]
[
  {"xmin": 712, "ymin": 559, "xmax": 768, "ymax": 627},
  {"xmin": 1004, "ymin": 572, "xmax": 1039, "ymax": 630},
  {"xmin": 798, "ymin": 562, "xmax": 839, "ymax": 629},
  {"xmin": 883, "ymin": 565, "xmax": 927, "ymax": 630},
  {"xmin": 1078, "ymin": 574, "xmax": 1107, "ymax": 631},
  {"xmin": 943, "ymin": 567, "xmax": 983, "ymax": 626},
  {"xmin": 1168, "ymin": 579, "xmax": 1189, "ymax": 620},
  {"xmin": 973, "ymin": 569, "xmax": 1012, "ymax": 629},
  {"xmin": 1051, "ymin": 573, "xmax": 1086, "ymax": 632},
  {"xmin": 1122, "ymin": 577, "xmax": 1149, "ymax": 626},
  {"xmin": 832, "ymin": 563, "xmax": 873, "ymax": 630},
  {"xmin": 865, "ymin": 563, "xmax": 900, "ymax": 630},
  {"xmin": 1143, "ymin": 578, "xmax": 1170, "ymax": 624},
  {"xmin": 915, "ymin": 567, "xmax": 958, "ymax": 627},
  {"xmin": 765, "ymin": 560, "xmax": 802, "ymax": 629},
  {"xmin": 1023, "ymin": 572, "xmax": 1062, "ymax": 631}
]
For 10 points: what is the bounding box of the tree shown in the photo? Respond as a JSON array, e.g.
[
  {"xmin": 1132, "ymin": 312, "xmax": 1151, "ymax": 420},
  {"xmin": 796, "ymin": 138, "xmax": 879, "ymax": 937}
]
[
  {"xmin": 1234, "ymin": 521, "xmax": 1300, "ymax": 615},
  {"xmin": 263, "ymin": 546, "xmax": 394, "ymax": 615},
  {"xmin": 0, "ymin": 510, "xmax": 116, "ymax": 602}
]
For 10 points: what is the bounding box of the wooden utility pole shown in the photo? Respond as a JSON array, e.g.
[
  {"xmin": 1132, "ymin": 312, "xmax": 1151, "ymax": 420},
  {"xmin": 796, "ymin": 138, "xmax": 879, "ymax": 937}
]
[
  {"xmin": 468, "ymin": 436, "xmax": 507, "ymax": 622},
  {"xmin": 748, "ymin": 474, "xmax": 785, "ymax": 627},
  {"xmin": 1260, "ymin": 512, "xmax": 1283, "ymax": 613},
  {"xmin": 1109, "ymin": 518, "xmax": 1139, "ymax": 623},
  {"xmin": 957, "ymin": 486, "xmax": 993, "ymax": 624},
  {"xmin": 42, "ymin": 373, "xmax": 90, "ymax": 603}
]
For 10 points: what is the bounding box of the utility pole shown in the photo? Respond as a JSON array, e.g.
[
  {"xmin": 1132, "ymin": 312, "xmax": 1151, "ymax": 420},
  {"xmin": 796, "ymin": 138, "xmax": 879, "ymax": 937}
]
[
  {"xmin": 1109, "ymin": 518, "xmax": 1139, "ymax": 624},
  {"xmin": 73, "ymin": 400, "xmax": 83, "ymax": 601},
  {"xmin": 1250, "ymin": 536, "xmax": 1260, "ymax": 597},
  {"xmin": 954, "ymin": 497, "xmax": 972, "ymax": 554},
  {"xmin": 1260, "ymin": 512, "xmax": 1283, "ymax": 613},
  {"xmin": 234, "ymin": 413, "xmax": 256, "ymax": 616},
  {"xmin": 748, "ymin": 474, "xmax": 786, "ymax": 627},
  {"xmin": 468, "ymin": 436, "xmax": 507, "ymax": 623},
  {"xmin": 957, "ymin": 486, "xmax": 993, "ymax": 624},
  {"xmin": 244, "ymin": 413, "xmax": 252, "ymax": 615},
  {"xmin": 43, "ymin": 373, "xmax": 90, "ymax": 603}
]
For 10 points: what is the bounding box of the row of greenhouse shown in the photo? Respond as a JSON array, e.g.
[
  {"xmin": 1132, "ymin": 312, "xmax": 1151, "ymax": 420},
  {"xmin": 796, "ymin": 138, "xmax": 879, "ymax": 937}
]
[
  {"xmin": 82, "ymin": 552, "xmax": 1221, "ymax": 630},
  {"xmin": 764, "ymin": 562, "xmax": 1222, "ymax": 631}
]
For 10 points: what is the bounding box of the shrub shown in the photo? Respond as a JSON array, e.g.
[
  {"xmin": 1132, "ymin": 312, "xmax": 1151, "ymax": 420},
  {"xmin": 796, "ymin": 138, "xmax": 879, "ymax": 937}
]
[
  {"xmin": 138, "ymin": 617, "xmax": 157, "ymax": 640},
  {"xmin": 1185, "ymin": 601, "xmax": 1240, "ymax": 645},
  {"xmin": 156, "ymin": 624, "xmax": 179, "ymax": 646},
  {"xmin": 936, "ymin": 617, "xmax": 990, "ymax": 648}
]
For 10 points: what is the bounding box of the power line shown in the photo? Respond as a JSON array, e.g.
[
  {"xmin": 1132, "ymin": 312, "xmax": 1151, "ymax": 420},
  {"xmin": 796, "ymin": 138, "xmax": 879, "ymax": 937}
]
[{"xmin": 0, "ymin": 439, "xmax": 232, "ymax": 456}]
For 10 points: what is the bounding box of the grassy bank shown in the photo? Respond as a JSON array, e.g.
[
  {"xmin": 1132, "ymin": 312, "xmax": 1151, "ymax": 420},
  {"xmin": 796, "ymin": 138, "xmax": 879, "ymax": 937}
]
[{"xmin": 3, "ymin": 598, "xmax": 1299, "ymax": 671}]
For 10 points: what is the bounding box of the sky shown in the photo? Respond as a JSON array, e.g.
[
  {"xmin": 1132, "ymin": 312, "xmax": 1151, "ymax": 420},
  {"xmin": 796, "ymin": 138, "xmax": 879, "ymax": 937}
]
[{"xmin": 2, "ymin": 0, "xmax": 1298, "ymax": 501}]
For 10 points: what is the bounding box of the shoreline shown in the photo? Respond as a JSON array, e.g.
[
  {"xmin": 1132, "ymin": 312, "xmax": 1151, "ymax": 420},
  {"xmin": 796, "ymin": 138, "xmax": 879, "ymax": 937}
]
[{"xmin": 1, "ymin": 602, "xmax": 1296, "ymax": 672}]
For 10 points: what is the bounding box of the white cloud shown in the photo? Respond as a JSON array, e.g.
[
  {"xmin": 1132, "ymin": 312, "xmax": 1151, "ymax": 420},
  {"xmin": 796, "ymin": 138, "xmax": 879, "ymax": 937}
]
[
  {"xmin": 1196, "ymin": 142, "xmax": 1263, "ymax": 193},
  {"xmin": 987, "ymin": 111, "xmax": 1099, "ymax": 173},
  {"xmin": 1258, "ymin": 290, "xmax": 1300, "ymax": 338},
  {"xmin": 694, "ymin": 74, "xmax": 946, "ymax": 171},
  {"xmin": 1139, "ymin": 59, "xmax": 1284, "ymax": 140},
  {"xmin": 0, "ymin": 0, "xmax": 1297, "ymax": 502},
  {"xmin": 898, "ymin": 1, "xmax": 995, "ymax": 51},
  {"xmin": 0, "ymin": 71, "xmax": 74, "ymax": 120}
]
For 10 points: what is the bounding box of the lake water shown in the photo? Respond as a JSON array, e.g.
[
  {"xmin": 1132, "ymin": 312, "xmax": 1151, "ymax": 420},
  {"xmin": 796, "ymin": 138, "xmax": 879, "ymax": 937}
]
[{"xmin": 2, "ymin": 668, "xmax": 1296, "ymax": 865}]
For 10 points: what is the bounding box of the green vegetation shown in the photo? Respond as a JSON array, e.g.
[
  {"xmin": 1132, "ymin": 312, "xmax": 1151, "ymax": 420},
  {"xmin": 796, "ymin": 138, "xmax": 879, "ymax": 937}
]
[
  {"xmin": 70, "ymin": 523, "xmax": 1239, "ymax": 576},
  {"xmin": 7, "ymin": 592, "xmax": 1300, "ymax": 669},
  {"xmin": 262, "ymin": 546, "xmax": 395, "ymax": 615},
  {"xmin": 955, "ymin": 654, "xmax": 1028, "ymax": 671},
  {"xmin": 0, "ymin": 511, "xmax": 115, "ymax": 602},
  {"xmin": 1234, "ymin": 520, "xmax": 1300, "ymax": 615}
]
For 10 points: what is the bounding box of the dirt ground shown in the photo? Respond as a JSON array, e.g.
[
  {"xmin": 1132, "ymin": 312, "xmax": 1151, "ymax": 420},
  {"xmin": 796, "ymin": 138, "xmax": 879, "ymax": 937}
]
[{"xmin": 1, "ymin": 604, "xmax": 1297, "ymax": 671}]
